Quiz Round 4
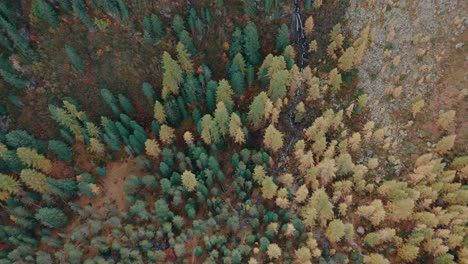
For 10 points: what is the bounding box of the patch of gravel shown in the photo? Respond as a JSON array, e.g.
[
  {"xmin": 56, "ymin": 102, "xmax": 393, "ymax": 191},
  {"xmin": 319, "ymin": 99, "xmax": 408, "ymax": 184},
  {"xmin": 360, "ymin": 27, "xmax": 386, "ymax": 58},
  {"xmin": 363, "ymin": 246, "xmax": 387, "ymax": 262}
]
[{"xmin": 344, "ymin": 0, "xmax": 466, "ymax": 138}]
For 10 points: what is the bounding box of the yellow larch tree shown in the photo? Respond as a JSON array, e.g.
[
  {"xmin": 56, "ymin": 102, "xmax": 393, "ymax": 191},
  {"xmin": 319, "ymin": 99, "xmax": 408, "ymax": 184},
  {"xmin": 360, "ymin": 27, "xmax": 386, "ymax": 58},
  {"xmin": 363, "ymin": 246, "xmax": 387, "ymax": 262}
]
[
  {"xmin": 181, "ymin": 170, "xmax": 198, "ymax": 192},
  {"xmin": 159, "ymin": 125, "xmax": 176, "ymax": 145},
  {"xmin": 145, "ymin": 139, "xmax": 161, "ymax": 158},
  {"xmin": 16, "ymin": 147, "xmax": 52, "ymax": 174},
  {"xmin": 153, "ymin": 101, "xmax": 166, "ymax": 124}
]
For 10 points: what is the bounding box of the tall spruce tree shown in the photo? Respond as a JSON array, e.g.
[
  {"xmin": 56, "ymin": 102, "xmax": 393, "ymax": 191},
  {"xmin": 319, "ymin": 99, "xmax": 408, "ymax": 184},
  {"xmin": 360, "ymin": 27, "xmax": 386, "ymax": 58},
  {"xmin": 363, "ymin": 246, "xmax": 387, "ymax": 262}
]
[
  {"xmin": 276, "ymin": 24, "xmax": 290, "ymax": 53},
  {"xmin": 243, "ymin": 23, "xmax": 261, "ymax": 65},
  {"xmin": 229, "ymin": 27, "xmax": 243, "ymax": 58},
  {"xmin": 33, "ymin": 0, "xmax": 60, "ymax": 28}
]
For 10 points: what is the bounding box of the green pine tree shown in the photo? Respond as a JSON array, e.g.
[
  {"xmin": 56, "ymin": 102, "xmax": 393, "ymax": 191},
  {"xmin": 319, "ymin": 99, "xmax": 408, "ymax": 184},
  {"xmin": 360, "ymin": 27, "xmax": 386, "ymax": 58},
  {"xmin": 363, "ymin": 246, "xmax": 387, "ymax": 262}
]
[
  {"xmin": 243, "ymin": 22, "xmax": 261, "ymax": 65},
  {"xmin": 33, "ymin": 0, "xmax": 60, "ymax": 27},
  {"xmin": 48, "ymin": 140, "xmax": 72, "ymax": 161},
  {"xmin": 229, "ymin": 27, "xmax": 243, "ymax": 58},
  {"xmin": 64, "ymin": 45, "xmax": 85, "ymax": 76},
  {"xmin": 276, "ymin": 24, "xmax": 290, "ymax": 53},
  {"xmin": 35, "ymin": 207, "xmax": 68, "ymax": 228}
]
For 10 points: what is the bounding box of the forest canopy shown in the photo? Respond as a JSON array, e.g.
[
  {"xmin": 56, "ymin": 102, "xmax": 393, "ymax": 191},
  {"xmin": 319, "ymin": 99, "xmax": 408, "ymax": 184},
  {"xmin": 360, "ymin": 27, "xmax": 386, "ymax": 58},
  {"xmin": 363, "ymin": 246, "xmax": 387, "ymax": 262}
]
[{"xmin": 0, "ymin": 1, "xmax": 466, "ymax": 263}]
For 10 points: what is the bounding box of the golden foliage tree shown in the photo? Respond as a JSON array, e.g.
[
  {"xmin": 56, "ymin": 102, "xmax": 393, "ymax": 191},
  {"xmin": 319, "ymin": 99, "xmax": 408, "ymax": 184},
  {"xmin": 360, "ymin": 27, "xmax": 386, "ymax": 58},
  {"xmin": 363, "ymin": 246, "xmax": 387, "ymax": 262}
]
[
  {"xmin": 145, "ymin": 139, "xmax": 161, "ymax": 158},
  {"xmin": 304, "ymin": 16, "xmax": 314, "ymax": 36},
  {"xmin": 153, "ymin": 101, "xmax": 166, "ymax": 124},
  {"xmin": 176, "ymin": 42, "xmax": 194, "ymax": 74},
  {"xmin": 159, "ymin": 125, "xmax": 175, "ymax": 145},
  {"xmin": 16, "ymin": 147, "xmax": 52, "ymax": 174},
  {"xmin": 435, "ymin": 135, "xmax": 456, "ymax": 154},
  {"xmin": 20, "ymin": 169, "xmax": 49, "ymax": 194},
  {"xmin": 325, "ymin": 219, "xmax": 346, "ymax": 242},
  {"xmin": 162, "ymin": 51, "xmax": 183, "ymax": 99},
  {"xmin": 309, "ymin": 188, "xmax": 334, "ymax": 222},
  {"xmin": 261, "ymin": 176, "xmax": 277, "ymax": 200},
  {"xmin": 267, "ymin": 243, "xmax": 282, "ymax": 259},
  {"xmin": 216, "ymin": 79, "xmax": 234, "ymax": 107},
  {"xmin": 263, "ymin": 124, "xmax": 284, "ymax": 153},
  {"xmin": 181, "ymin": 170, "xmax": 198, "ymax": 192},
  {"xmin": 88, "ymin": 138, "xmax": 105, "ymax": 156},
  {"xmin": 338, "ymin": 47, "xmax": 355, "ymax": 72},
  {"xmin": 0, "ymin": 173, "xmax": 20, "ymax": 197},
  {"xmin": 437, "ymin": 110, "xmax": 456, "ymax": 130}
]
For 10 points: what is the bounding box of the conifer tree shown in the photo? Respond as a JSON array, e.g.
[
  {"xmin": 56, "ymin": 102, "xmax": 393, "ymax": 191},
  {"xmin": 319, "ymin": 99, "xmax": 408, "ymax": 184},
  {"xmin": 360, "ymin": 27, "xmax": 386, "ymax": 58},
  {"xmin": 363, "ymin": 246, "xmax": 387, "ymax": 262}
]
[
  {"xmin": 65, "ymin": 45, "xmax": 85, "ymax": 76},
  {"xmin": 100, "ymin": 88, "xmax": 121, "ymax": 115},
  {"xmin": 276, "ymin": 24, "xmax": 290, "ymax": 53},
  {"xmin": 182, "ymin": 75, "xmax": 200, "ymax": 104},
  {"xmin": 35, "ymin": 207, "xmax": 68, "ymax": 228},
  {"xmin": 88, "ymin": 138, "xmax": 105, "ymax": 156},
  {"xmin": 327, "ymin": 68, "xmax": 342, "ymax": 91},
  {"xmin": 46, "ymin": 178, "xmax": 78, "ymax": 199},
  {"xmin": 229, "ymin": 27, "xmax": 243, "ymax": 58},
  {"xmin": 268, "ymin": 69, "xmax": 289, "ymax": 102},
  {"xmin": 20, "ymin": 169, "xmax": 50, "ymax": 193},
  {"xmin": 325, "ymin": 219, "xmax": 346, "ymax": 242},
  {"xmin": 172, "ymin": 15, "xmax": 185, "ymax": 36},
  {"xmin": 214, "ymin": 102, "xmax": 230, "ymax": 137},
  {"xmin": 295, "ymin": 184, "xmax": 309, "ymax": 203},
  {"xmin": 206, "ymin": 80, "xmax": 218, "ymax": 113},
  {"xmin": 0, "ymin": 173, "xmax": 20, "ymax": 195},
  {"xmin": 117, "ymin": 0, "xmax": 129, "ymax": 22},
  {"xmin": 48, "ymin": 140, "xmax": 72, "ymax": 161},
  {"xmin": 0, "ymin": 15, "xmax": 37, "ymax": 63},
  {"xmin": 142, "ymin": 82, "xmax": 156, "ymax": 101},
  {"xmin": 200, "ymin": 115, "xmax": 214, "ymax": 145},
  {"xmin": 261, "ymin": 176, "xmax": 277, "ymax": 199},
  {"xmin": 229, "ymin": 113, "xmax": 242, "ymax": 139},
  {"xmin": 71, "ymin": 0, "xmax": 96, "ymax": 31},
  {"xmin": 153, "ymin": 101, "xmax": 166, "ymax": 124},
  {"xmin": 283, "ymin": 45, "xmax": 296, "ymax": 69},
  {"xmin": 216, "ymin": 79, "xmax": 234, "ymax": 107},
  {"xmin": 229, "ymin": 64, "xmax": 246, "ymax": 95},
  {"xmin": 159, "ymin": 125, "xmax": 175, "ymax": 145},
  {"xmin": 33, "ymin": 0, "xmax": 60, "ymax": 28},
  {"xmin": 5, "ymin": 130, "xmax": 38, "ymax": 149},
  {"xmin": 176, "ymin": 42, "xmax": 194, "ymax": 75},
  {"xmin": 243, "ymin": 0, "xmax": 256, "ymax": 17},
  {"xmin": 243, "ymin": 22, "xmax": 261, "ymax": 65},
  {"xmin": 162, "ymin": 52, "xmax": 183, "ymax": 99},
  {"xmin": 338, "ymin": 47, "xmax": 355, "ymax": 72},
  {"xmin": 178, "ymin": 30, "xmax": 196, "ymax": 55},
  {"xmin": 305, "ymin": 16, "xmax": 314, "ymax": 36},
  {"xmin": 145, "ymin": 139, "xmax": 161, "ymax": 158},
  {"xmin": 435, "ymin": 135, "xmax": 456, "ymax": 154},
  {"xmin": 16, "ymin": 147, "xmax": 52, "ymax": 173},
  {"xmin": 181, "ymin": 170, "xmax": 198, "ymax": 192},
  {"xmin": 437, "ymin": 110, "xmax": 456, "ymax": 130},
  {"xmin": 263, "ymin": 124, "xmax": 284, "ymax": 152},
  {"xmin": 295, "ymin": 247, "xmax": 312, "ymax": 263},
  {"xmin": 363, "ymin": 254, "xmax": 390, "ymax": 264},
  {"xmin": 310, "ymin": 188, "xmax": 334, "ymax": 221},
  {"xmin": 151, "ymin": 14, "xmax": 164, "ymax": 38},
  {"xmin": 267, "ymin": 244, "xmax": 282, "ymax": 259},
  {"xmin": 118, "ymin": 94, "xmax": 135, "ymax": 115},
  {"xmin": 164, "ymin": 95, "xmax": 183, "ymax": 126},
  {"xmin": 248, "ymin": 91, "xmax": 269, "ymax": 127}
]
